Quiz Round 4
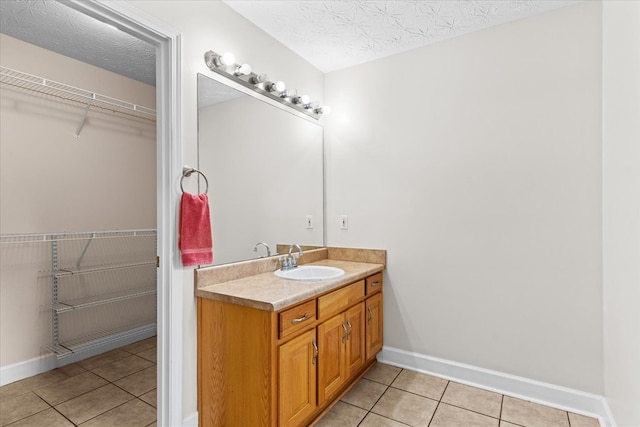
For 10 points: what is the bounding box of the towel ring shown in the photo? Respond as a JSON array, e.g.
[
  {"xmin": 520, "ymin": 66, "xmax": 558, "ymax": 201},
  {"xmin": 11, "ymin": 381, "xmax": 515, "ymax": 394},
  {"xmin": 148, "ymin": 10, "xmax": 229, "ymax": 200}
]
[{"xmin": 180, "ymin": 166, "xmax": 209, "ymax": 194}]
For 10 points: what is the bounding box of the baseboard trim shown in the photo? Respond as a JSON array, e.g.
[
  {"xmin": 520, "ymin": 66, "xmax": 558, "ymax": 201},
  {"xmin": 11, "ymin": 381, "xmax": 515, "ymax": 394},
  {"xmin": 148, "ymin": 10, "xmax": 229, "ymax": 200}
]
[
  {"xmin": 379, "ymin": 346, "xmax": 616, "ymax": 427},
  {"xmin": 1, "ymin": 327, "xmax": 156, "ymax": 387},
  {"xmin": 183, "ymin": 411, "xmax": 198, "ymax": 427},
  {"xmin": 0, "ymin": 353, "xmax": 57, "ymax": 387}
]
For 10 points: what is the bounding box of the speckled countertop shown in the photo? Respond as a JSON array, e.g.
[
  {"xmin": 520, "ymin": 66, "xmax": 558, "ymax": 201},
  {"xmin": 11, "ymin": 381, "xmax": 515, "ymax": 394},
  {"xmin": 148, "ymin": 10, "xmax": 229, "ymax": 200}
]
[{"xmin": 195, "ymin": 249, "xmax": 385, "ymax": 311}]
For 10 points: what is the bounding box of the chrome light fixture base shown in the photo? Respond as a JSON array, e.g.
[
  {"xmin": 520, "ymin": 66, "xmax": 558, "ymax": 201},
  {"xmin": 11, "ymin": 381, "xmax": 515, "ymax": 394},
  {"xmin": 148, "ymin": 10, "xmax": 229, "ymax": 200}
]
[{"xmin": 204, "ymin": 50, "xmax": 329, "ymax": 120}]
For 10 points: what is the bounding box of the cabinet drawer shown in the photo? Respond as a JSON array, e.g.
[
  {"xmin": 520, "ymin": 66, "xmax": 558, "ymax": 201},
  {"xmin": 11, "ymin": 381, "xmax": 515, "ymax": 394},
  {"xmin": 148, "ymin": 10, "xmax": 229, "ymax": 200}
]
[
  {"xmin": 279, "ymin": 299, "xmax": 317, "ymax": 338},
  {"xmin": 365, "ymin": 273, "xmax": 383, "ymax": 295},
  {"xmin": 318, "ymin": 281, "xmax": 365, "ymax": 320}
]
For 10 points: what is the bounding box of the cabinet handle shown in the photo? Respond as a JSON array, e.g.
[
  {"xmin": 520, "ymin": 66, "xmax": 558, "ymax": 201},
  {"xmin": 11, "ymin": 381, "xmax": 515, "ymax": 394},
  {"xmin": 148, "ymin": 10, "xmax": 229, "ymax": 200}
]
[
  {"xmin": 312, "ymin": 338, "xmax": 318, "ymax": 365},
  {"xmin": 346, "ymin": 318, "xmax": 352, "ymax": 340},
  {"xmin": 370, "ymin": 281, "xmax": 381, "ymax": 287},
  {"xmin": 291, "ymin": 313, "xmax": 310, "ymax": 324},
  {"xmin": 341, "ymin": 321, "xmax": 348, "ymax": 343},
  {"xmin": 367, "ymin": 305, "xmax": 372, "ymax": 325}
]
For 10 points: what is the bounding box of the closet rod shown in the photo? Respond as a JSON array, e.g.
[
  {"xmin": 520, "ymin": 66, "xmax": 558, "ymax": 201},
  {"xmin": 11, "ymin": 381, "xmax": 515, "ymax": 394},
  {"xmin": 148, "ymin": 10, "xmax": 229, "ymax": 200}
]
[
  {"xmin": 0, "ymin": 228, "xmax": 157, "ymax": 245},
  {"xmin": 0, "ymin": 66, "xmax": 156, "ymax": 124}
]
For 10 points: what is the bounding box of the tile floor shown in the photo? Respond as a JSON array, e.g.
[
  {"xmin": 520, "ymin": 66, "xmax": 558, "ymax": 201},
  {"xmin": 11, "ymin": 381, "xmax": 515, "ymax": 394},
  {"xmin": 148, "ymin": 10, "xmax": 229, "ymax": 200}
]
[
  {"xmin": 2, "ymin": 345, "xmax": 601, "ymax": 427},
  {"xmin": 314, "ymin": 363, "xmax": 601, "ymax": 427},
  {"xmin": 0, "ymin": 337, "xmax": 157, "ymax": 427}
]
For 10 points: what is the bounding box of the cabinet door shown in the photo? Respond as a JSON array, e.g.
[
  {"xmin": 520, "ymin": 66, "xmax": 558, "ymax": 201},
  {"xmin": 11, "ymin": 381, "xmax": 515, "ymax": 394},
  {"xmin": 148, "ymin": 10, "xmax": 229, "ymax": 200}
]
[
  {"xmin": 279, "ymin": 329, "xmax": 317, "ymax": 427},
  {"xmin": 366, "ymin": 293, "xmax": 383, "ymax": 360},
  {"xmin": 317, "ymin": 312, "xmax": 348, "ymax": 405},
  {"xmin": 345, "ymin": 303, "xmax": 365, "ymax": 376}
]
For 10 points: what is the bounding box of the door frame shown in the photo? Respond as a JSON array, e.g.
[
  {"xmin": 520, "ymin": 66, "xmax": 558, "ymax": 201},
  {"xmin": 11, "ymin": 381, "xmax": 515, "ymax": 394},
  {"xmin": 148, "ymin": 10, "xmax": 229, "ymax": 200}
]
[{"xmin": 62, "ymin": 1, "xmax": 183, "ymax": 425}]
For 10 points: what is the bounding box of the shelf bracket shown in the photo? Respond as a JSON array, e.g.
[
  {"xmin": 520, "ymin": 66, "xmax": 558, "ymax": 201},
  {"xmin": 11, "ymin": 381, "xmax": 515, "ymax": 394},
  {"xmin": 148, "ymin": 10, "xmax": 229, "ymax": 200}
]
[
  {"xmin": 75, "ymin": 97, "xmax": 95, "ymax": 138},
  {"xmin": 76, "ymin": 232, "xmax": 96, "ymax": 268}
]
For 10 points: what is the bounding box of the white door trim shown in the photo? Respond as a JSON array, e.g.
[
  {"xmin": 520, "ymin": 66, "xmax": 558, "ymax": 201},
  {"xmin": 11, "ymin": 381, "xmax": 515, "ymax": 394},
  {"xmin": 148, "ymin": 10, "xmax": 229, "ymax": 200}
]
[{"xmin": 61, "ymin": 1, "xmax": 183, "ymax": 425}]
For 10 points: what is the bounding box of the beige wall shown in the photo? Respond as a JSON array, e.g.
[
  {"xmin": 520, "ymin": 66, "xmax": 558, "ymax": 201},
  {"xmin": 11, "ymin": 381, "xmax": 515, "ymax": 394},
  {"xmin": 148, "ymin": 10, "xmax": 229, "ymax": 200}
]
[
  {"xmin": 603, "ymin": 1, "xmax": 640, "ymax": 426},
  {"xmin": 0, "ymin": 35, "xmax": 156, "ymax": 367},
  {"xmin": 123, "ymin": 0, "xmax": 325, "ymax": 416},
  {"xmin": 325, "ymin": 1, "xmax": 604, "ymax": 394},
  {"xmin": 96, "ymin": 0, "xmax": 638, "ymax": 423},
  {"xmin": 0, "ymin": 34, "xmax": 156, "ymax": 233}
]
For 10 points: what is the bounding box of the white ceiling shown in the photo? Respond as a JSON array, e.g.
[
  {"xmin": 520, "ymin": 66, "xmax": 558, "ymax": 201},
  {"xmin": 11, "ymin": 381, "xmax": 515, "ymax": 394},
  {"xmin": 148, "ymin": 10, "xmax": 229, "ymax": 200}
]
[
  {"xmin": 0, "ymin": 0, "xmax": 156, "ymax": 85},
  {"xmin": 223, "ymin": 0, "xmax": 580, "ymax": 72},
  {"xmin": 0, "ymin": 0, "xmax": 579, "ymax": 85}
]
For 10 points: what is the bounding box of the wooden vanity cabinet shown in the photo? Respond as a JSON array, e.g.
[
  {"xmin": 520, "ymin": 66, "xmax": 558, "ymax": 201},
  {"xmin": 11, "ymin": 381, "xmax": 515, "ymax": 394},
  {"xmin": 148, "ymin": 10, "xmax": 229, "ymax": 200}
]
[
  {"xmin": 197, "ymin": 272, "xmax": 383, "ymax": 427},
  {"xmin": 278, "ymin": 329, "xmax": 317, "ymax": 426},
  {"xmin": 365, "ymin": 273, "xmax": 384, "ymax": 360},
  {"xmin": 317, "ymin": 303, "xmax": 366, "ymax": 405}
]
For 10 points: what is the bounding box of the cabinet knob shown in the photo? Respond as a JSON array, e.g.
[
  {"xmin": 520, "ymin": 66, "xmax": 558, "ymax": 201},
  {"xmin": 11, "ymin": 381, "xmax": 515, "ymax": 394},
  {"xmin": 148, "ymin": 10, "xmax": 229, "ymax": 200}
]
[
  {"xmin": 370, "ymin": 281, "xmax": 380, "ymax": 287},
  {"xmin": 367, "ymin": 305, "xmax": 373, "ymax": 325},
  {"xmin": 346, "ymin": 318, "xmax": 352, "ymax": 340}
]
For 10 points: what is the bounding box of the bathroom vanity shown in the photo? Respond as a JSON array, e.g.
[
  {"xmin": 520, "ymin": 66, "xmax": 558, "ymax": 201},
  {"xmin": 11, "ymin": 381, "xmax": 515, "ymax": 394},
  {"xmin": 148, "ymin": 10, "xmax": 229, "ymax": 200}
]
[{"xmin": 195, "ymin": 247, "xmax": 385, "ymax": 426}]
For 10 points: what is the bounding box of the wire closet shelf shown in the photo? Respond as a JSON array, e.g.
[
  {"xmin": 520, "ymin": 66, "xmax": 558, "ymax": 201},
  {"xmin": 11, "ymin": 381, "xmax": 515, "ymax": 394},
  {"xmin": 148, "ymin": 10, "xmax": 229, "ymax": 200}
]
[
  {"xmin": 0, "ymin": 66, "xmax": 156, "ymax": 122},
  {"xmin": 0, "ymin": 229, "xmax": 158, "ymax": 362}
]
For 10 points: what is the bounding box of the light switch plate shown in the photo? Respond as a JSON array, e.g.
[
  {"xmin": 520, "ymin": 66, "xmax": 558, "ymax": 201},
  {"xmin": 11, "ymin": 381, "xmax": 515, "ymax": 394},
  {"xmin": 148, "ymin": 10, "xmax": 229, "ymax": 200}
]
[{"xmin": 339, "ymin": 215, "xmax": 348, "ymax": 230}]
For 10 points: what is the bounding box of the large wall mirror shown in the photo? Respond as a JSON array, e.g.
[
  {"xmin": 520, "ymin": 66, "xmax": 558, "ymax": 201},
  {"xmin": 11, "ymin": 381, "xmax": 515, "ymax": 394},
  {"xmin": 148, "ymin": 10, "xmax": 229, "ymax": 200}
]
[{"xmin": 197, "ymin": 73, "xmax": 324, "ymax": 266}]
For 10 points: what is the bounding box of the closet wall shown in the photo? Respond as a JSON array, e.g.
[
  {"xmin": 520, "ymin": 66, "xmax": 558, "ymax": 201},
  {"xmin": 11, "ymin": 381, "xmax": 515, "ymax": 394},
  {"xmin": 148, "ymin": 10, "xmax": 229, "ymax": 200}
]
[{"xmin": 0, "ymin": 34, "xmax": 156, "ymax": 375}]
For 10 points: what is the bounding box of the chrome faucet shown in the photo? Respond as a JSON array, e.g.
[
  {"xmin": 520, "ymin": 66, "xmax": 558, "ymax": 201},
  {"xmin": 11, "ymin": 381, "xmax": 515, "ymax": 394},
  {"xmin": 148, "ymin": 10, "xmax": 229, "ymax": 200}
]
[
  {"xmin": 281, "ymin": 243, "xmax": 303, "ymax": 270},
  {"xmin": 253, "ymin": 242, "xmax": 271, "ymax": 258}
]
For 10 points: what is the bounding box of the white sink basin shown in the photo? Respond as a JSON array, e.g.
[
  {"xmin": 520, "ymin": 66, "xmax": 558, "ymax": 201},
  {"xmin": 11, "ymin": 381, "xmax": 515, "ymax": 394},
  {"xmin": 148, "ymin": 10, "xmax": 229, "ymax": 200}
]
[{"xmin": 274, "ymin": 265, "xmax": 345, "ymax": 281}]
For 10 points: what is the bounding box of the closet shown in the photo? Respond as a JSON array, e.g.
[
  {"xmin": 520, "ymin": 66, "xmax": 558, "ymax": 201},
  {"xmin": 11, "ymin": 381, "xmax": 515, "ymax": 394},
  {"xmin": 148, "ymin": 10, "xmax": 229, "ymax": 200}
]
[{"xmin": 0, "ymin": 35, "xmax": 157, "ymax": 375}]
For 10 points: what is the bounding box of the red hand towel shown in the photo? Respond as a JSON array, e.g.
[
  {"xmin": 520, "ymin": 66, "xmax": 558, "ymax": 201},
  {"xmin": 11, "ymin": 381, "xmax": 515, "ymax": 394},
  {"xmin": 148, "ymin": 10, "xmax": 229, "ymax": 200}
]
[{"xmin": 179, "ymin": 192, "xmax": 213, "ymax": 266}]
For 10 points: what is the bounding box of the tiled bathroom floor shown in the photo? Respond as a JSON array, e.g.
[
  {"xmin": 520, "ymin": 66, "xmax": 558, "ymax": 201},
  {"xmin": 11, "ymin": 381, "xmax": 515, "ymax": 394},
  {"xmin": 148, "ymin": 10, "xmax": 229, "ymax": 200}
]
[
  {"xmin": 314, "ymin": 363, "xmax": 601, "ymax": 427},
  {"xmin": 2, "ymin": 345, "xmax": 601, "ymax": 427},
  {"xmin": 0, "ymin": 337, "xmax": 157, "ymax": 427}
]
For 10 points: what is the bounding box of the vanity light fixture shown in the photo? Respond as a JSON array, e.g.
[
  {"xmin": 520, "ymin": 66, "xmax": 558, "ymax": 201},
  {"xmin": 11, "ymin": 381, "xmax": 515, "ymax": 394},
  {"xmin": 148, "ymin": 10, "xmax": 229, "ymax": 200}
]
[
  {"xmin": 250, "ymin": 74, "xmax": 268, "ymax": 84},
  {"xmin": 204, "ymin": 49, "xmax": 330, "ymax": 119},
  {"xmin": 280, "ymin": 88, "xmax": 297, "ymax": 99},
  {"xmin": 234, "ymin": 64, "xmax": 252, "ymax": 76},
  {"xmin": 204, "ymin": 51, "xmax": 236, "ymax": 69},
  {"xmin": 293, "ymin": 94, "xmax": 310, "ymax": 105},
  {"xmin": 314, "ymin": 105, "xmax": 331, "ymax": 115},
  {"xmin": 265, "ymin": 80, "xmax": 286, "ymax": 93}
]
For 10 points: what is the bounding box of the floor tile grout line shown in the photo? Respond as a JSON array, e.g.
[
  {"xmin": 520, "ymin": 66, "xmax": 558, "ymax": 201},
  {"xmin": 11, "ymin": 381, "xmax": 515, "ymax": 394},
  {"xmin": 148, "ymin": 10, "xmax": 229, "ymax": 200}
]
[
  {"xmin": 3, "ymin": 393, "xmax": 51, "ymax": 427},
  {"xmin": 424, "ymin": 379, "xmax": 449, "ymax": 427},
  {"xmin": 437, "ymin": 400, "xmax": 503, "ymax": 421},
  {"xmin": 386, "ymin": 384, "xmax": 442, "ymax": 403},
  {"xmin": 353, "ymin": 382, "xmax": 390, "ymax": 426},
  {"xmin": 75, "ymin": 395, "xmax": 144, "ymax": 426},
  {"xmin": 7, "ymin": 364, "xmax": 157, "ymax": 426}
]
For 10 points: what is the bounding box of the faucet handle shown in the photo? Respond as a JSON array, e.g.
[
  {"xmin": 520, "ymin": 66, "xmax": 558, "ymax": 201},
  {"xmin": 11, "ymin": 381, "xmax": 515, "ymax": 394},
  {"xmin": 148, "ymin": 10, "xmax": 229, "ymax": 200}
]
[{"xmin": 280, "ymin": 256, "xmax": 291, "ymax": 270}]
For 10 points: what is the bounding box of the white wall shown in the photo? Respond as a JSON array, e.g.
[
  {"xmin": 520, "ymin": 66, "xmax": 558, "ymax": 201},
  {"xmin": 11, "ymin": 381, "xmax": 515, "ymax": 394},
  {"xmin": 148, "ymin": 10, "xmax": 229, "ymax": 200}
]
[
  {"xmin": 325, "ymin": 1, "xmax": 604, "ymax": 395},
  {"xmin": 603, "ymin": 1, "xmax": 640, "ymax": 426},
  {"xmin": 123, "ymin": 0, "xmax": 325, "ymax": 417},
  {"xmin": 0, "ymin": 34, "xmax": 156, "ymax": 370}
]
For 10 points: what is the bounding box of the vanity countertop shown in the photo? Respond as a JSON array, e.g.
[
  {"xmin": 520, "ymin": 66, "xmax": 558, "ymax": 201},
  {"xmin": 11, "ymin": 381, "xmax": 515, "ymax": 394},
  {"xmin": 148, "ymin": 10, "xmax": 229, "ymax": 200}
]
[{"xmin": 195, "ymin": 258, "xmax": 384, "ymax": 312}]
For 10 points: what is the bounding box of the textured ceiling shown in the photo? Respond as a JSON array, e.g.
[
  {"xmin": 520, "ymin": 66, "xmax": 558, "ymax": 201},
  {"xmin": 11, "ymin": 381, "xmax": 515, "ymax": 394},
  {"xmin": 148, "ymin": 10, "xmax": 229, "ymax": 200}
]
[
  {"xmin": 0, "ymin": 1, "xmax": 580, "ymax": 85},
  {"xmin": 0, "ymin": 0, "xmax": 156, "ymax": 85},
  {"xmin": 224, "ymin": 0, "xmax": 580, "ymax": 72}
]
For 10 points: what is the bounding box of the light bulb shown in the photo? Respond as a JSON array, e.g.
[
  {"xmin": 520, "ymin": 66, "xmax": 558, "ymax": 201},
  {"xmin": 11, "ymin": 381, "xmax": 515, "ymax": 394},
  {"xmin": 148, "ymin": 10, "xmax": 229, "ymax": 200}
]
[
  {"xmin": 266, "ymin": 81, "xmax": 285, "ymax": 93},
  {"xmin": 250, "ymin": 74, "xmax": 268, "ymax": 84},
  {"xmin": 219, "ymin": 52, "xmax": 235, "ymax": 65},
  {"xmin": 234, "ymin": 63, "xmax": 252, "ymax": 76},
  {"xmin": 314, "ymin": 105, "xmax": 332, "ymax": 115},
  {"xmin": 280, "ymin": 89, "xmax": 297, "ymax": 99},
  {"xmin": 293, "ymin": 94, "xmax": 310, "ymax": 105}
]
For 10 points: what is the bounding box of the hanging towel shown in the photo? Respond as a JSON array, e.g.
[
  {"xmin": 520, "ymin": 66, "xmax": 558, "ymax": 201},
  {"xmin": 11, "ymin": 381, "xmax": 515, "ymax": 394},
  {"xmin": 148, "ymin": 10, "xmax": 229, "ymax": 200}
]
[{"xmin": 179, "ymin": 192, "xmax": 213, "ymax": 266}]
